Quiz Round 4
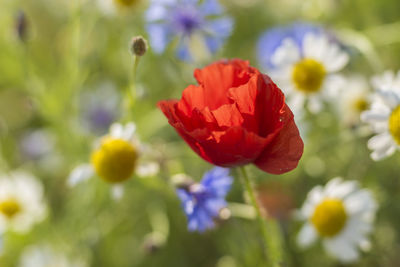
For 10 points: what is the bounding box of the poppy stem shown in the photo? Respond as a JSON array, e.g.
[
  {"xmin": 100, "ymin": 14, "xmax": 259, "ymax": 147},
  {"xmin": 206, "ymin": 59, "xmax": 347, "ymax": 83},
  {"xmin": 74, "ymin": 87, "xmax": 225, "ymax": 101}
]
[{"xmin": 239, "ymin": 166, "xmax": 282, "ymax": 267}]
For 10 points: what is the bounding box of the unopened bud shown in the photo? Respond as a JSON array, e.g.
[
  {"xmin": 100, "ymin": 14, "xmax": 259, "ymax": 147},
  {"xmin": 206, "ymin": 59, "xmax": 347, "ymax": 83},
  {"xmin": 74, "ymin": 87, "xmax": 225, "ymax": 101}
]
[
  {"xmin": 142, "ymin": 233, "xmax": 165, "ymax": 254},
  {"xmin": 15, "ymin": 10, "xmax": 28, "ymax": 42},
  {"xmin": 130, "ymin": 36, "xmax": 148, "ymax": 56}
]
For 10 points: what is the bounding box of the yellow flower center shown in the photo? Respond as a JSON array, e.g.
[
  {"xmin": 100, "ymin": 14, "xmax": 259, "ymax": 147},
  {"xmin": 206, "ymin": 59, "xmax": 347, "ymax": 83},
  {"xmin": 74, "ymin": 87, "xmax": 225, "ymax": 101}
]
[
  {"xmin": 311, "ymin": 198, "xmax": 347, "ymax": 237},
  {"xmin": 0, "ymin": 198, "xmax": 21, "ymax": 219},
  {"xmin": 113, "ymin": 0, "xmax": 139, "ymax": 7},
  {"xmin": 389, "ymin": 105, "xmax": 400, "ymax": 145},
  {"xmin": 352, "ymin": 98, "xmax": 369, "ymax": 112},
  {"xmin": 292, "ymin": 58, "xmax": 326, "ymax": 93},
  {"xmin": 91, "ymin": 137, "xmax": 138, "ymax": 183}
]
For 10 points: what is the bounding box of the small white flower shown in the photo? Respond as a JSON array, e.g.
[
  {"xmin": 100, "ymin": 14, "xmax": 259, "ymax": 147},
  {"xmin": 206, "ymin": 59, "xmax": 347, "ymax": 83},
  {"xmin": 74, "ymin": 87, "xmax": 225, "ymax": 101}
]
[
  {"xmin": 270, "ymin": 33, "xmax": 349, "ymax": 114},
  {"xmin": 0, "ymin": 171, "xmax": 47, "ymax": 234},
  {"xmin": 338, "ymin": 75, "xmax": 371, "ymax": 127},
  {"xmin": 19, "ymin": 245, "xmax": 87, "ymax": 267},
  {"xmin": 68, "ymin": 122, "xmax": 159, "ymax": 198},
  {"xmin": 361, "ymin": 70, "xmax": 400, "ymax": 160},
  {"xmin": 297, "ymin": 178, "xmax": 377, "ymax": 263}
]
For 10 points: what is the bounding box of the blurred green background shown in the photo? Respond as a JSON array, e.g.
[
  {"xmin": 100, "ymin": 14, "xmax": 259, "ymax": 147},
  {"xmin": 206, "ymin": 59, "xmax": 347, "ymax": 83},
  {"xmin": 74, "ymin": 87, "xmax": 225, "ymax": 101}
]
[{"xmin": 0, "ymin": 0, "xmax": 400, "ymax": 266}]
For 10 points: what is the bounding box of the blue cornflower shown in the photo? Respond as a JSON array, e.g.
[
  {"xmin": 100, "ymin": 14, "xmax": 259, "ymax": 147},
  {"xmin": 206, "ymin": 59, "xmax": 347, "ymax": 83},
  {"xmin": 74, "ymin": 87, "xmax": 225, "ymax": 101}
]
[
  {"xmin": 176, "ymin": 167, "xmax": 233, "ymax": 232},
  {"xmin": 145, "ymin": 0, "xmax": 233, "ymax": 61},
  {"xmin": 257, "ymin": 22, "xmax": 323, "ymax": 69}
]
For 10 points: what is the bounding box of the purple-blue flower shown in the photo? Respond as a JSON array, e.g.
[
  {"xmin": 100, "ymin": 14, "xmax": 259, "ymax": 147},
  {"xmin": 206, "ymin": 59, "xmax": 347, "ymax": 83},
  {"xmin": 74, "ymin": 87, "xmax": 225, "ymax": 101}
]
[
  {"xmin": 145, "ymin": 0, "xmax": 233, "ymax": 61},
  {"xmin": 80, "ymin": 83, "xmax": 120, "ymax": 135},
  {"xmin": 257, "ymin": 23, "xmax": 323, "ymax": 69},
  {"xmin": 177, "ymin": 167, "xmax": 233, "ymax": 232}
]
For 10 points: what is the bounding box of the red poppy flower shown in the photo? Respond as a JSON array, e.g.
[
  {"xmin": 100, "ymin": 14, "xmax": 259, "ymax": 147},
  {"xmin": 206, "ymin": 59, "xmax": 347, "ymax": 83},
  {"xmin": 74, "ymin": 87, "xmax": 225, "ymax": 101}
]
[{"xmin": 157, "ymin": 59, "xmax": 303, "ymax": 174}]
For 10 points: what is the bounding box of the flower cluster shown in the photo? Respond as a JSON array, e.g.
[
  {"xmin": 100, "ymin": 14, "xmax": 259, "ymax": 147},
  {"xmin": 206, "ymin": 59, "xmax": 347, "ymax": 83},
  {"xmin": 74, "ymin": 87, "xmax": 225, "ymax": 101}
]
[{"xmin": 1, "ymin": 0, "xmax": 398, "ymax": 265}]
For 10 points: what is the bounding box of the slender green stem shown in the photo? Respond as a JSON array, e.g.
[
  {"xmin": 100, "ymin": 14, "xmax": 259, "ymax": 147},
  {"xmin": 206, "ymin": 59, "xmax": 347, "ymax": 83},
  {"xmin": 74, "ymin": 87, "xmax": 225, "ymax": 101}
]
[
  {"xmin": 239, "ymin": 166, "xmax": 282, "ymax": 267},
  {"xmin": 124, "ymin": 55, "xmax": 140, "ymax": 120}
]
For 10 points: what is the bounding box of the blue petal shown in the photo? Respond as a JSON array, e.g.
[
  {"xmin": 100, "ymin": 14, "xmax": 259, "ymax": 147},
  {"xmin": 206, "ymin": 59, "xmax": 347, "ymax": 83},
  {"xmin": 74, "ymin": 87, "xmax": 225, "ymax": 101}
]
[
  {"xmin": 201, "ymin": 0, "xmax": 223, "ymax": 16},
  {"xmin": 149, "ymin": 0, "xmax": 177, "ymax": 5},
  {"xmin": 203, "ymin": 17, "xmax": 233, "ymax": 53},
  {"xmin": 181, "ymin": 0, "xmax": 199, "ymax": 4},
  {"xmin": 176, "ymin": 38, "xmax": 192, "ymax": 61},
  {"xmin": 201, "ymin": 167, "xmax": 233, "ymax": 198},
  {"xmin": 176, "ymin": 188, "xmax": 191, "ymax": 203},
  {"xmin": 188, "ymin": 206, "xmax": 215, "ymax": 232},
  {"xmin": 291, "ymin": 22, "xmax": 322, "ymax": 43},
  {"xmin": 257, "ymin": 26, "xmax": 288, "ymax": 69},
  {"xmin": 204, "ymin": 198, "xmax": 227, "ymax": 215},
  {"xmin": 146, "ymin": 4, "xmax": 169, "ymax": 22},
  {"xmin": 205, "ymin": 17, "xmax": 233, "ymax": 38},
  {"xmin": 146, "ymin": 23, "xmax": 171, "ymax": 53}
]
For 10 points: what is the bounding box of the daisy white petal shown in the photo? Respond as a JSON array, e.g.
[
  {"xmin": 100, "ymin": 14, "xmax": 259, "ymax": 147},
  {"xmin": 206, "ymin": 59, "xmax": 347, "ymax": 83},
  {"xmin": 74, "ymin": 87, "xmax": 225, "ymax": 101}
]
[
  {"xmin": 109, "ymin": 123, "xmax": 124, "ymax": 139},
  {"xmin": 323, "ymin": 236, "xmax": 359, "ymax": 263},
  {"xmin": 367, "ymin": 132, "xmax": 392, "ymax": 150},
  {"xmin": 287, "ymin": 93, "xmax": 305, "ymax": 115},
  {"xmin": 370, "ymin": 142, "xmax": 396, "ymax": 161},
  {"xmin": 300, "ymin": 185, "xmax": 324, "ymax": 217},
  {"xmin": 303, "ymin": 33, "xmax": 327, "ymax": 61},
  {"xmin": 360, "ymin": 110, "xmax": 389, "ymax": 123},
  {"xmin": 297, "ymin": 223, "xmax": 317, "ymax": 248},
  {"xmin": 111, "ymin": 185, "xmax": 125, "ymax": 201},
  {"xmin": 371, "ymin": 70, "xmax": 396, "ymax": 90},
  {"xmin": 344, "ymin": 190, "xmax": 377, "ymax": 218},
  {"xmin": 135, "ymin": 162, "xmax": 160, "ymax": 177},
  {"xmin": 270, "ymin": 38, "xmax": 301, "ymax": 67},
  {"xmin": 323, "ymin": 45, "xmax": 349, "ymax": 72},
  {"xmin": 326, "ymin": 179, "xmax": 359, "ymax": 199},
  {"xmin": 322, "ymin": 74, "xmax": 345, "ymax": 97},
  {"xmin": 376, "ymin": 89, "xmax": 400, "ymax": 109},
  {"xmin": 307, "ymin": 95, "xmax": 323, "ymax": 113},
  {"xmin": 121, "ymin": 122, "xmax": 137, "ymax": 141},
  {"xmin": 67, "ymin": 164, "xmax": 94, "ymax": 187}
]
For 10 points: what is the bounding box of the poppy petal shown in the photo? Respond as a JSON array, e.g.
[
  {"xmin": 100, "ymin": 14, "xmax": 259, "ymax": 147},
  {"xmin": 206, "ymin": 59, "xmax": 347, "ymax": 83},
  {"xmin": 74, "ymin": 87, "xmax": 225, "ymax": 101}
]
[
  {"xmin": 254, "ymin": 105, "xmax": 304, "ymax": 174},
  {"xmin": 193, "ymin": 60, "xmax": 252, "ymax": 110}
]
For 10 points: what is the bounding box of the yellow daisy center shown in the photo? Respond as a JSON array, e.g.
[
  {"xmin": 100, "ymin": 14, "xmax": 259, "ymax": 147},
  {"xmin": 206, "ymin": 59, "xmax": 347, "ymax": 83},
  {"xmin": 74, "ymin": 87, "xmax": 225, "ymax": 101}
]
[
  {"xmin": 292, "ymin": 58, "xmax": 326, "ymax": 93},
  {"xmin": 311, "ymin": 198, "xmax": 347, "ymax": 237},
  {"xmin": 0, "ymin": 198, "xmax": 21, "ymax": 219},
  {"xmin": 113, "ymin": 0, "xmax": 139, "ymax": 7},
  {"xmin": 91, "ymin": 137, "xmax": 138, "ymax": 183},
  {"xmin": 389, "ymin": 105, "xmax": 400, "ymax": 145},
  {"xmin": 352, "ymin": 98, "xmax": 369, "ymax": 113}
]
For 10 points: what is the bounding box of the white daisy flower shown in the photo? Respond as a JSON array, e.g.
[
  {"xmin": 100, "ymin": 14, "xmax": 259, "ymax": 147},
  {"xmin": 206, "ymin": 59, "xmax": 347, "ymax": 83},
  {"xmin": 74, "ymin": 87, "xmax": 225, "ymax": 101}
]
[
  {"xmin": 0, "ymin": 171, "xmax": 47, "ymax": 234},
  {"xmin": 68, "ymin": 122, "xmax": 159, "ymax": 199},
  {"xmin": 338, "ymin": 75, "xmax": 371, "ymax": 127},
  {"xmin": 297, "ymin": 178, "xmax": 377, "ymax": 263},
  {"xmin": 371, "ymin": 70, "xmax": 400, "ymax": 90},
  {"xmin": 361, "ymin": 70, "xmax": 400, "ymax": 161},
  {"xmin": 19, "ymin": 245, "xmax": 87, "ymax": 267},
  {"xmin": 270, "ymin": 33, "xmax": 349, "ymax": 114}
]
